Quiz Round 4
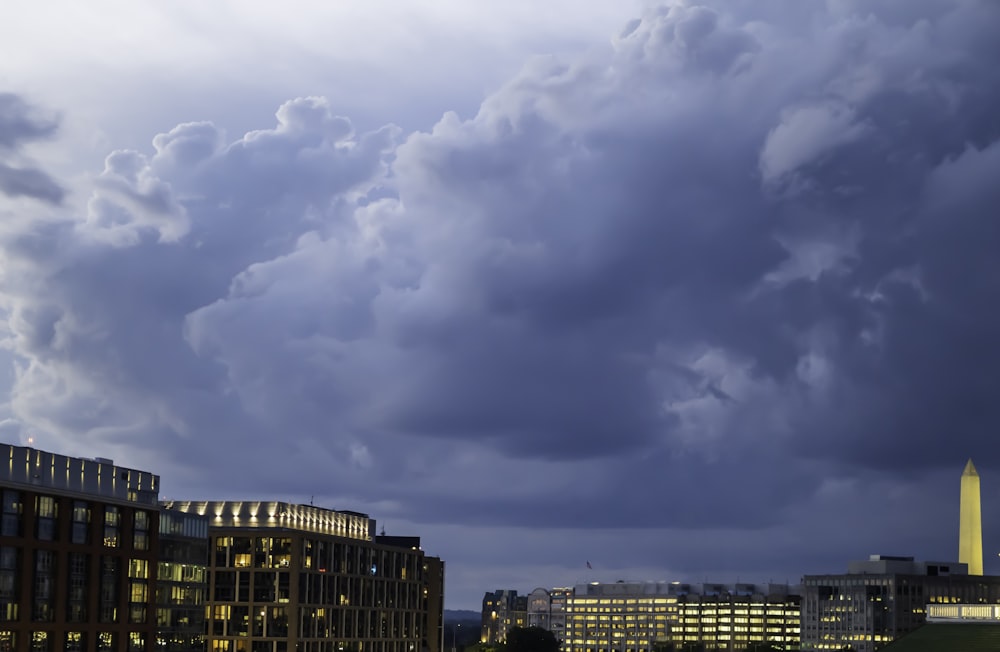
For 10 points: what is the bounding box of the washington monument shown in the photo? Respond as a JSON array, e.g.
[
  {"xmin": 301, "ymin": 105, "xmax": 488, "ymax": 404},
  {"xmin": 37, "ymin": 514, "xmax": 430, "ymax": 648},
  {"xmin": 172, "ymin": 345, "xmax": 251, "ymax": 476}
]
[{"xmin": 959, "ymin": 458, "xmax": 983, "ymax": 576}]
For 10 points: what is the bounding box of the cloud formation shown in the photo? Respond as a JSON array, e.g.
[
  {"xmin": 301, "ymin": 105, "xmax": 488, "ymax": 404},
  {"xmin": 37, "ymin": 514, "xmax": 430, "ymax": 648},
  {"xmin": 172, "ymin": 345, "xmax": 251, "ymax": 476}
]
[
  {"xmin": 0, "ymin": 93, "xmax": 64, "ymax": 203},
  {"xmin": 3, "ymin": 0, "xmax": 1000, "ymax": 606}
]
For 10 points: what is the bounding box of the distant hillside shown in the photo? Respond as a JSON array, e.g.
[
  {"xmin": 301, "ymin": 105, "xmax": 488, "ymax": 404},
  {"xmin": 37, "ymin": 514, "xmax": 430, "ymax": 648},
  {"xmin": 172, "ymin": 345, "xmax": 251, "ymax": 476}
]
[{"xmin": 444, "ymin": 609, "xmax": 480, "ymax": 623}]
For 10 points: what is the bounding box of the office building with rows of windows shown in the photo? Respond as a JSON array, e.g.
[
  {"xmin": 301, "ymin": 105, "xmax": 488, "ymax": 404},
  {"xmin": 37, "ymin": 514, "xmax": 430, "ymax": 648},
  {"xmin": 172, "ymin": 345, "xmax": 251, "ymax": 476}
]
[
  {"xmin": 558, "ymin": 581, "xmax": 800, "ymax": 652},
  {"xmin": 801, "ymin": 555, "xmax": 1000, "ymax": 652},
  {"xmin": 165, "ymin": 500, "xmax": 443, "ymax": 652},
  {"xmin": 0, "ymin": 443, "xmax": 163, "ymax": 652}
]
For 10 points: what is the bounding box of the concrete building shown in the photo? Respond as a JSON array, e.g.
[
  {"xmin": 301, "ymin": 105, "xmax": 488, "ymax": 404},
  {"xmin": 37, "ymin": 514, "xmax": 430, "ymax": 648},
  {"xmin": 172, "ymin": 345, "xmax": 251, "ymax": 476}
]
[
  {"xmin": 526, "ymin": 587, "xmax": 571, "ymax": 643},
  {"xmin": 801, "ymin": 555, "xmax": 1000, "ymax": 652},
  {"xmin": 166, "ymin": 500, "xmax": 440, "ymax": 652},
  {"xmin": 563, "ymin": 581, "xmax": 800, "ymax": 652},
  {"xmin": 0, "ymin": 443, "xmax": 161, "ymax": 652},
  {"xmin": 959, "ymin": 459, "xmax": 983, "ymax": 576}
]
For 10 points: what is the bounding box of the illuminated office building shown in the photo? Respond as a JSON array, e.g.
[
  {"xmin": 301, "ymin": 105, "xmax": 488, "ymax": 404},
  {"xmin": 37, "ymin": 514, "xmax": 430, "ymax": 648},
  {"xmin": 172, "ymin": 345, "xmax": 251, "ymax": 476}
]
[
  {"xmin": 0, "ymin": 443, "xmax": 161, "ymax": 652},
  {"xmin": 166, "ymin": 501, "xmax": 439, "ymax": 652},
  {"xmin": 562, "ymin": 582, "xmax": 800, "ymax": 652},
  {"xmin": 801, "ymin": 555, "xmax": 1000, "ymax": 652}
]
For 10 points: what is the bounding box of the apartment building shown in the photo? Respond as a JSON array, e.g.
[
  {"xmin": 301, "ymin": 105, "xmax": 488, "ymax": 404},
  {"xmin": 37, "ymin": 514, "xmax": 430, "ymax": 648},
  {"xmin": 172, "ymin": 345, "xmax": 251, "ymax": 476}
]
[
  {"xmin": 0, "ymin": 443, "xmax": 161, "ymax": 652},
  {"xmin": 166, "ymin": 500, "xmax": 440, "ymax": 652}
]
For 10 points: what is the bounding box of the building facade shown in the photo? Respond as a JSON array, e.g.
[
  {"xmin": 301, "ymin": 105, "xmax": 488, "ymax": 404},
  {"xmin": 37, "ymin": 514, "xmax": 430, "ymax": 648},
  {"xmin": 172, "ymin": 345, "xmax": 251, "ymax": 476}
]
[
  {"xmin": 156, "ymin": 508, "xmax": 209, "ymax": 652},
  {"xmin": 801, "ymin": 555, "xmax": 1000, "ymax": 652},
  {"xmin": 526, "ymin": 588, "xmax": 571, "ymax": 643},
  {"xmin": 481, "ymin": 590, "xmax": 525, "ymax": 645},
  {"xmin": 0, "ymin": 443, "xmax": 162, "ymax": 652},
  {"xmin": 563, "ymin": 582, "xmax": 800, "ymax": 652},
  {"xmin": 167, "ymin": 500, "xmax": 438, "ymax": 652},
  {"xmin": 421, "ymin": 557, "xmax": 444, "ymax": 652}
]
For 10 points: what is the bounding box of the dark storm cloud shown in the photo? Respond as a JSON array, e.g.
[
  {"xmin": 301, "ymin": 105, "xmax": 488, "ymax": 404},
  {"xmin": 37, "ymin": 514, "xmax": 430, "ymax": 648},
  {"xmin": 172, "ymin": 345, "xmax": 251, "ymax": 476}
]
[
  {"xmin": 0, "ymin": 93, "xmax": 64, "ymax": 203},
  {"xmin": 3, "ymin": 2, "xmax": 1000, "ymax": 601}
]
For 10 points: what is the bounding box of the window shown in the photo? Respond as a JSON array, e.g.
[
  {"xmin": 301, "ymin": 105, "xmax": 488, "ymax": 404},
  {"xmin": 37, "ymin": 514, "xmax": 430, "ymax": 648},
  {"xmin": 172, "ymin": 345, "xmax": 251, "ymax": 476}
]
[
  {"xmin": 104, "ymin": 507, "xmax": 120, "ymax": 548},
  {"xmin": 66, "ymin": 554, "xmax": 88, "ymax": 623},
  {"xmin": 30, "ymin": 631, "xmax": 49, "ymax": 652},
  {"xmin": 32, "ymin": 551, "xmax": 55, "ymax": 622},
  {"xmin": 71, "ymin": 502, "xmax": 90, "ymax": 545},
  {"xmin": 0, "ymin": 493, "xmax": 21, "ymax": 538},
  {"xmin": 128, "ymin": 559, "xmax": 148, "ymax": 579},
  {"xmin": 99, "ymin": 557, "xmax": 119, "ymax": 623},
  {"xmin": 0, "ymin": 631, "xmax": 13, "ymax": 652},
  {"xmin": 128, "ymin": 632, "xmax": 144, "ymax": 652},
  {"xmin": 133, "ymin": 511, "xmax": 149, "ymax": 551},
  {"xmin": 129, "ymin": 582, "xmax": 147, "ymax": 603},
  {"xmin": 0, "ymin": 548, "xmax": 17, "ymax": 622},
  {"xmin": 97, "ymin": 633, "xmax": 115, "ymax": 652},
  {"xmin": 35, "ymin": 497, "xmax": 57, "ymax": 541},
  {"xmin": 65, "ymin": 632, "xmax": 84, "ymax": 652}
]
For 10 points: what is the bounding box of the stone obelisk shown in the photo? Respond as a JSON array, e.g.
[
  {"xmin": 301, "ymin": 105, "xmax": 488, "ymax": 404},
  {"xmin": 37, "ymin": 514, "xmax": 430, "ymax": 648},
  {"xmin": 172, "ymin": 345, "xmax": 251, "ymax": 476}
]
[{"xmin": 959, "ymin": 459, "xmax": 983, "ymax": 576}]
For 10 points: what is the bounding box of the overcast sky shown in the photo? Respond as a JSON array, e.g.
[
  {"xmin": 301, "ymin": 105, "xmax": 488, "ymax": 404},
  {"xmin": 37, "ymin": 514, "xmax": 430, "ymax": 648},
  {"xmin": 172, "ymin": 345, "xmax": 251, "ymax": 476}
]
[{"xmin": 3, "ymin": 0, "xmax": 1000, "ymax": 610}]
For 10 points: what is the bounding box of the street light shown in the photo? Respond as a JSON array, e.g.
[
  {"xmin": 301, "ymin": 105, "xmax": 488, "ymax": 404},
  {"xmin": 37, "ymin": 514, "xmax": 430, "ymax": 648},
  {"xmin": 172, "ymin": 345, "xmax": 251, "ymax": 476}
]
[{"xmin": 451, "ymin": 624, "xmax": 462, "ymax": 652}]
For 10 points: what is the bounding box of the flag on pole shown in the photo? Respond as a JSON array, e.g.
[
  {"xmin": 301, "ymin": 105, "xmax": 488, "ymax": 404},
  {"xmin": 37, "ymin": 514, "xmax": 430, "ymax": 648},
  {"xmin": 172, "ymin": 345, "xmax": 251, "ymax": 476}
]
[{"xmin": 586, "ymin": 561, "xmax": 592, "ymax": 569}]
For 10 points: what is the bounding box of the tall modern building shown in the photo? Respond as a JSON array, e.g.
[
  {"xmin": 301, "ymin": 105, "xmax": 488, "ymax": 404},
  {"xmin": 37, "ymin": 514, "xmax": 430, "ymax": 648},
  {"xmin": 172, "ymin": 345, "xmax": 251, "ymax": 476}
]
[
  {"xmin": 166, "ymin": 500, "xmax": 439, "ymax": 652},
  {"xmin": 959, "ymin": 459, "xmax": 983, "ymax": 576},
  {"xmin": 0, "ymin": 443, "xmax": 162, "ymax": 652},
  {"xmin": 801, "ymin": 555, "xmax": 1000, "ymax": 652}
]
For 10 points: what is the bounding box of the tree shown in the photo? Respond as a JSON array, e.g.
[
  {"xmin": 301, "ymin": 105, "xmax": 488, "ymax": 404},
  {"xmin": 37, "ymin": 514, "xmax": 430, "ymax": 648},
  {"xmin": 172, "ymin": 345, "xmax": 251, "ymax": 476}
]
[{"xmin": 504, "ymin": 627, "xmax": 560, "ymax": 652}]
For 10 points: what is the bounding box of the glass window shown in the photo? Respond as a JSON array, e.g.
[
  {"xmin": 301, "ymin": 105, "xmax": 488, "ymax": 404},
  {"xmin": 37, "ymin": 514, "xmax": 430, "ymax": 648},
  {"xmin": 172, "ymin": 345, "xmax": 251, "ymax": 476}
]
[
  {"xmin": 66, "ymin": 553, "xmax": 88, "ymax": 623},
  {"xmin": 65, "ymin": 632, "xmax": 84, "ymax": 652},
  {"xmin": 32, "ymin": 551, "xmax": 55, "ymax": 622},
  {"xmin": 128, "ymin": 560, "xmax": 148, "ymax": 579},
  {"xmin": 0, "ymin": 548, "xmax": 18, "ymax": 623},
  {"xmin": 99, "ymin": 558, "xmax": 119, "ymax": 623},
  {"xmin": 103, "ymin": 507, "xmax": 119, "ymax": 548},
  {"xmin": 1, "ymin": 492, "xmax": 21, "ymax": 538},
  {"xmin": 133, "ymin": 511, "xmax": 149, "ymax": 551},
  {"xmin": 71, "ymin": 501, "xmax": 90, "ymax": 545},
  {"xmin": 97, "ymin": 633, "xmax": 115, "ymax": 652},
  {"xmin": 30, "ymin": 631, "xmax": 49, "ymax": 652},
  {"xmin": 129, "ymin": 582, "xmax": 147, "ymax": 603},
  {"xmin": 36, "ymin": 497, "xmax": 55, "ymax": 519}
]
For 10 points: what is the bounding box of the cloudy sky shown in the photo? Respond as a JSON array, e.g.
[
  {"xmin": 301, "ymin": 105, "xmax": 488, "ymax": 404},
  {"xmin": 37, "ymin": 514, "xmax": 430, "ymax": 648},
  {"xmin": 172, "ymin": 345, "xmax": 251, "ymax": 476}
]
[{"xmin": 3, "ymin": 0, "xmax": 1000, "ymax": 609}]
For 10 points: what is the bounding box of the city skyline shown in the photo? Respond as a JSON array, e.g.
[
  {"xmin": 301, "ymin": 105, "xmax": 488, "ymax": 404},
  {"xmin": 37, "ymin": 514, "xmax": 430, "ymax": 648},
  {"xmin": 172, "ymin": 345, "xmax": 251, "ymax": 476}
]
[{"xmin": 2, "ymin": 0, "xmax": 1000, "ymax": 611}]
